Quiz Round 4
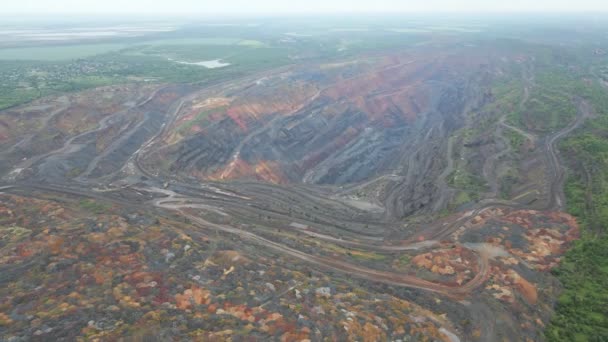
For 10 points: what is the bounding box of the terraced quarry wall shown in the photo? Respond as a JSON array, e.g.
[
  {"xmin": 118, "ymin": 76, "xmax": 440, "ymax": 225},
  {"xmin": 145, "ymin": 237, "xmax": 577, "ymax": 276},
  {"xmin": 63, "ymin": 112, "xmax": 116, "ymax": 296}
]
[{"xmin": 0, "ymin": 40, "xmax": 601, "ymax": 341}]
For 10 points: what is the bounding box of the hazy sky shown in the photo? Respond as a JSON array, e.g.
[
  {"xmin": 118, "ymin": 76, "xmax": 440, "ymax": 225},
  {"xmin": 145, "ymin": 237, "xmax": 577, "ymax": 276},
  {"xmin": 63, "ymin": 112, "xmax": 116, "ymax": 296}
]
[{"xmin": 5, "ymin": 0, "xmax": 608, "ymax": 15}]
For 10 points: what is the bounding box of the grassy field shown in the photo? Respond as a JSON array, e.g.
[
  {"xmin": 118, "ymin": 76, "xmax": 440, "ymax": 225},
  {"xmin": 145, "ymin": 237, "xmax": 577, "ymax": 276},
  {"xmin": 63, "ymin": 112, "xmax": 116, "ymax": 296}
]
[
  {"xmin": 136, "ymin": 37, "xmax": 245, "ymax": 46},
  {"xmin": 0, "ymin": 87, "xmax": 39, "ymax": 109},
  {"xmin": 78, "ymin": 199, "xmax": 112, "ymax": 214},
  {"xmin": 504, "ymin": 128, "xmax": 526, "ymax": 150},
  {"xmin": 132, "ymin": 44, "xmax": 289, "ymax": 65},
  {"xmin": 0, "ymin": 37, "xmax": 292, "ymax": 110},
  {"xmin": 507, "ymin": 88, "xmax": 577, "ymax": 132},
  {"xmin": 0, "ymin": 43, "xmax": 127, "ymax": 61},
  {"xmin": 177, "ymin": 106, "xmax": 227, "ymax": 133},
  {"xmin": 237, "ymin": 40, "xmax": 266, "ymax": 47},
  {"xmin": 446, "ymin": 168, "xmax": 487, "ymax": 206}
]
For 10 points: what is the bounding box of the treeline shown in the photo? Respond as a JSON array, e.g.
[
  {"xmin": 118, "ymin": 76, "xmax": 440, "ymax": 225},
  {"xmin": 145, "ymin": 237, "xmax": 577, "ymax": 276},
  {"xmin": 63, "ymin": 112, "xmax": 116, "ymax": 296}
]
[{"xmin": 545, "ymin": 74, "xmax": 608, "ymax": 341}]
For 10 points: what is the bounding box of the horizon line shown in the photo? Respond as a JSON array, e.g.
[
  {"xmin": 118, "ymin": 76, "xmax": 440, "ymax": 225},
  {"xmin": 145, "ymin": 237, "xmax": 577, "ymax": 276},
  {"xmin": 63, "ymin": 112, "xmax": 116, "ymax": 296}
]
[{"xmin": 3, "ymin": 10, "xmax": 608, "ymax": 17}]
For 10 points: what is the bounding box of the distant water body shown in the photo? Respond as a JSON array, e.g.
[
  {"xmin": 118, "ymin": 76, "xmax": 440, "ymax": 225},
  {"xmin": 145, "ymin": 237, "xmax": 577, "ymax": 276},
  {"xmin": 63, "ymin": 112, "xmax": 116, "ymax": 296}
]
[{"xmin": 168, "ymin": 58, "xmax": 230, "ymax": 69}]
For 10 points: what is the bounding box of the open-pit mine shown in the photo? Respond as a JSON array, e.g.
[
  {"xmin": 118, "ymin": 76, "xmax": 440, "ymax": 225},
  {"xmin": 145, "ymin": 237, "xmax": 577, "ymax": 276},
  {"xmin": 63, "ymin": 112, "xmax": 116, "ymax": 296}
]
[{"xmin": 0, "ymin": 27, "xmax": 601, "ymax": 341}]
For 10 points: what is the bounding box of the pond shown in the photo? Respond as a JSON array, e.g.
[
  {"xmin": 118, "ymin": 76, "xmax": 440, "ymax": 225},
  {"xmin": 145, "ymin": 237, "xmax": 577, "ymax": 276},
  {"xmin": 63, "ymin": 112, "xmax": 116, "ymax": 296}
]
[{"xmin": 168, "ymin": 58, "xmax": 231, "ymax": 69}]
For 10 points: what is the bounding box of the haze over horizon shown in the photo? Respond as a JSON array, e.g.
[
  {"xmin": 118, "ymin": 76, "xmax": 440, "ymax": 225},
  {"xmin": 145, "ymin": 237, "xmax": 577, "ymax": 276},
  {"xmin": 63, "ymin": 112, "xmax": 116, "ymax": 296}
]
[{"xmin": 4, "ymin": 0, "xmax": 608, "ymax": 15}]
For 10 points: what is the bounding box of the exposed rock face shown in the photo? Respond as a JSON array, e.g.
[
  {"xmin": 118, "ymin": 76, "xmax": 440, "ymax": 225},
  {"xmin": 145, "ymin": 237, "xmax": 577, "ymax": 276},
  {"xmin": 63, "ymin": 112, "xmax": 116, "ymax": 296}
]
[
  {"xmin": 0, "ymin": 50, "xmax": 493, "ymax": 220},
  {"xmin": 132, "ymin": 53, "xmax": 492, "ymax": 218},
  {"xmin": 145, "ymin": 55, "xmax": 460, "ymax": 185}
]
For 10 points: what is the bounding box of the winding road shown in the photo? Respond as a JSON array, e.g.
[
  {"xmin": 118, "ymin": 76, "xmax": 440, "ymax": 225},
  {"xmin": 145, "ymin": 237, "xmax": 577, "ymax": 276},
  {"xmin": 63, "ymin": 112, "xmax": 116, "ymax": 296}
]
[
  {"xmin": 145, "ymin": 186, "xmax": 489, "ymax": 300},
  {"xmin": 125, "ymin": 77, "xmax": 588, "ymax": 300},
  {"xmin": 0, "ymin": 65, "xmax": 590, "ymax": 342}
]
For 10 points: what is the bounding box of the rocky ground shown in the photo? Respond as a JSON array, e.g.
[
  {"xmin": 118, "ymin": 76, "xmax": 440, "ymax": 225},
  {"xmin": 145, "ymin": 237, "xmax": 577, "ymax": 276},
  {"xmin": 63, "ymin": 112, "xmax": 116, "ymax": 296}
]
[{"xmin": 0, "ymin": 43, "xmax": 584, "ymax": 341}]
